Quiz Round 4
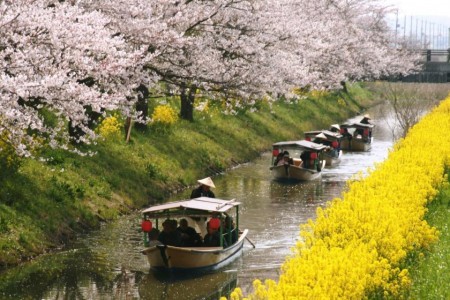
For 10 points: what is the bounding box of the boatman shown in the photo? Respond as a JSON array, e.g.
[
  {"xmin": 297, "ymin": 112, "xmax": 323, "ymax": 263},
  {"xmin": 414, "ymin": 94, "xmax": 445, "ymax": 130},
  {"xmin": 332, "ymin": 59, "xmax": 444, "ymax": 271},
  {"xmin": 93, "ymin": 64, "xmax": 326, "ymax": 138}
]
[
  {"xmin": 190, "ymin": 177, "xmax": 216, "ymax": 198},
  {"xmin": 360, "ymin": 114, "xmax": 372, "ymax": 124}
]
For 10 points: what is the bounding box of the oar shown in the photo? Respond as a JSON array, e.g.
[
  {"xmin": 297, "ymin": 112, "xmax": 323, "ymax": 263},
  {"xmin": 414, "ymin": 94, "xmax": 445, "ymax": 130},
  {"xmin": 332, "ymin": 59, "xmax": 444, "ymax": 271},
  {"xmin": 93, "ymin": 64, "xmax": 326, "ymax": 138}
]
[
  {"xmin": 240, "ymin": 230, "xmax": 256, "ymax": 248},
  {"xmin": 245, "ymin": 236, "xmax": 256, "ymax": 248}
]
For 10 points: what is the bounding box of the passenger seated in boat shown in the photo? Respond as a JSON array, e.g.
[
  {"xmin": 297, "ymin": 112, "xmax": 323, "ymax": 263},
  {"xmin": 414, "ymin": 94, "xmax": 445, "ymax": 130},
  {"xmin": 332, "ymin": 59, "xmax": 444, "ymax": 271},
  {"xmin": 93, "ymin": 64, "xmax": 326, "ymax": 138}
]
[
  {"xmin": 158, "ymin": 219, "xmax": 182, "ymax": 246},
  {"xmin": 300, "ymin": 151, "xmax": 311, "ymax": 168},
  {"xmin": 274, "ymin": 152, "xmax": 284, "ymax": 166},
  {"xmin": 148, "ymin": 228, "xmax": 163, "ymax": 247},
  {"xmin": 277, "ymin": 151, "xmax": 293, "ymax": 166},
  {"xmin": 342, "ymin": 128, "xmax": 352, "ymax": 140},
  {"xmin": 203, "ymin": 220, "xmax": 227, "ymax": 248},
  {"xmin": 222, "ymin": 216, "xmax": 238, "ymax": 246},
  {"xmin": 354, "ymin": 127, "xmax": 371, "ymax": 141},
  {"xmin": 354, "ymin": 128, "xmax": 363, "ymax": 138},
  {"xmin": 177, "ymin": 218, "xmax": 202, "ymax": 247}
]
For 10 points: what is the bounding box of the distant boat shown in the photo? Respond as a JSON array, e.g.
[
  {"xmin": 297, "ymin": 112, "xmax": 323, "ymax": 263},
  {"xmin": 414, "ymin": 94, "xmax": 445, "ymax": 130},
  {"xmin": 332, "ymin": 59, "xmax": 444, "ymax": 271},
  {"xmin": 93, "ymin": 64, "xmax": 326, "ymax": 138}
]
[
  {"xmin": 304, "ymin": 130, "xmax": 343, "ymax": 166},
  {"xmin": 141, "ymin": 197, "xmax": 248, "ymax": 274},
  {"xmin": 339, "ymin": 122, "xmax": 374, "ymax": 151},
  {"xmin": 270, "ymin": 140, "xmax": 328, "ymax": 181}
]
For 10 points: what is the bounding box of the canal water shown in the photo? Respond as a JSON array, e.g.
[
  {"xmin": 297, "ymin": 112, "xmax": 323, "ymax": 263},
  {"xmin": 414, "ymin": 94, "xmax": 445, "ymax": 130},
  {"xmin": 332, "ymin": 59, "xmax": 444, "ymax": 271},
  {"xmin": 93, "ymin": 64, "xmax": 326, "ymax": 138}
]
[{"xmin": 0, "ymin": 105, "xmax": 395, "ymax": 299}]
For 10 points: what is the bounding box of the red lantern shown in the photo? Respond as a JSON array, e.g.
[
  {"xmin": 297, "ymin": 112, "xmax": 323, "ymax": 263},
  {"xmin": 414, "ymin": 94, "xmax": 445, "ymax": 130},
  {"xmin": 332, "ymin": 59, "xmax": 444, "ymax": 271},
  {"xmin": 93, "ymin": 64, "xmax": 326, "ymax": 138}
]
[
  {"xmin": 363, "ymin": 129, "xmax": 369, "ymax": 136},
  {"xmin": 209, "ymin": 218, "xmax": 221, "ymax": 230},
  {"xmin": 331, "ymin": 141, "xmax": 339, "ymax": 148},
  {"xmin": 310, "ymin": 152, "xmax": 318, "ymax": 159},
  {"xmin": 272, "ymin": 149, "xmax": 279, "ymax": 157},
  {"xmin": 305, "ymin": 137, "xmax": 311, "ymax": 141},
  {"xmin": 141, "ymin": 220, "xmax": 152, "ymax": 232}
]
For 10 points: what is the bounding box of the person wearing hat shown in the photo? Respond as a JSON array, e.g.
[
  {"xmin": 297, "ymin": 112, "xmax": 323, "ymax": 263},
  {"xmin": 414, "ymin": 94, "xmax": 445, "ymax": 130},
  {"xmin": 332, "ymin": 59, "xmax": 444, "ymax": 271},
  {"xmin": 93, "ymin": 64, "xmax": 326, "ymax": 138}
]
[
  {"xmin": 360, "ymin": 114, "xmax": 371, "ymax": 124},
  {"xmin": 190, "ymin": 177, "xmax": 216, "ymax": 198},
  {"xmin": 329, "ymin": 124, "xmax": 340, "ymax": 133},
  {"xmin": 313, "ymin": 132, "xmax": 331, "ymax": 147}
]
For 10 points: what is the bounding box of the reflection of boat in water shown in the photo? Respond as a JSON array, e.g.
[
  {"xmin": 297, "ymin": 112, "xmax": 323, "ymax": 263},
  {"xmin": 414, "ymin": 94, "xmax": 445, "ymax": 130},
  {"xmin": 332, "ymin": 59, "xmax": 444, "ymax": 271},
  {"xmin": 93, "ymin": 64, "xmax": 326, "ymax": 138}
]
[
  {"xmin": 339, "ymin": 122, "xmax": 374, "ymax": 151},
  {"xmin": 141, "ymin": 197, "xmax": 248, "ymax": 273},
  {"xmin": 270, "ymin": 140, "xmax": 327, "ymax": 181},
  {"xmin": 138, "ymin": 270, "xmax": 237, "ymax": 300},
  {"xmin": 304, "ymin": 130, "xmax": 343, "ymax": 166}
]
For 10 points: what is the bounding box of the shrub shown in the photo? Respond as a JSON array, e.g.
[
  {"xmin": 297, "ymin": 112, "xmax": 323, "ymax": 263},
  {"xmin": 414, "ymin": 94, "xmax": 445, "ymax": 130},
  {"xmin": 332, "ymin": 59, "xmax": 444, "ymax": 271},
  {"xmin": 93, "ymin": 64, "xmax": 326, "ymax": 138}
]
[
  {"xmin": 151, "ymin": 105, "xmax": 178, "ymax": 127},
  {"xmin": 97, "ymin": 115, "xmax": 122, "ymax": 140},
  {"xmin": 0, "ymin": 134, "xmax": 22, "ymax": 180}
]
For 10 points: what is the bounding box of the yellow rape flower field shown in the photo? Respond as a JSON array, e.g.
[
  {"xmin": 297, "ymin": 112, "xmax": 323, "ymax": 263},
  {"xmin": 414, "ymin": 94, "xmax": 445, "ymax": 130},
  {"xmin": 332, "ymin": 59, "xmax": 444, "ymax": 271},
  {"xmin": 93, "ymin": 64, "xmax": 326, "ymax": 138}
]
[{"xmin": 227, "ymin": 96, "xmax": 450, "ymax": 299}]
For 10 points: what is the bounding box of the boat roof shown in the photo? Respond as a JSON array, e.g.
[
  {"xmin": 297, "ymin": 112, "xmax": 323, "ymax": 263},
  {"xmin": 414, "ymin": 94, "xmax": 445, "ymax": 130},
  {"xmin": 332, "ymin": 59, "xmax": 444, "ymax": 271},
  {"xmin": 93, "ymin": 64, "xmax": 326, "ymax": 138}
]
[
  {"xmin": 272, "ymin": 140, "xmax": 329, "ymax": 151},
  {"xmin": 341, "ymin": 122, "xmax": 374, "ymax": 129},
  {"xmin": 142, "ymin": 197, "xmax": 241, "ymax": 216},
  {"xmin": 304, "ymin": 130, "xmax": 342, "ymax": 140}
]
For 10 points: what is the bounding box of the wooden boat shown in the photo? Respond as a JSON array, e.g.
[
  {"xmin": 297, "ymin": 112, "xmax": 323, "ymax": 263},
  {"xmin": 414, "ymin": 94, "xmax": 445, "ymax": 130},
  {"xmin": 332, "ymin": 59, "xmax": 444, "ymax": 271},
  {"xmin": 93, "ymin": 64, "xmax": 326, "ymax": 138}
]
[
  {"xmin": 304, "ymin": 130, "xmax": 343, "ymax": 166},
  {"xmin": 141, "ymin": 197, "xmax": 248, "ymax": 273},
  {"xmin": 339, "ymin": 122, "xmax": 374, "ymax": 151},
  {"xmin": 270, "ymin": 140, "xmax": 328, "ymax": 181}
]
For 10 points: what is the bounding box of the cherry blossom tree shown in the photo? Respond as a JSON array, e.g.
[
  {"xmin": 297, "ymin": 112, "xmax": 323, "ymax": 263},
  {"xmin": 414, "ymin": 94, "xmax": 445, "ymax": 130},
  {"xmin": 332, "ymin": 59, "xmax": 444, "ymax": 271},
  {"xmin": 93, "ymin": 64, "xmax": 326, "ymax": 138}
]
[
  {"xmin": 81, "ymin": 0, "xmax": 268, "ymax": 121},
  {"xmin": 0, "ymin": 0, "xmax": 149, "ymax": 156},
  {"xmin": 253, "ymin": 0, "xmax": 420, "ymax": 95},
  {"xmin": 0, "ymin": 0, "xmax": 421, "ymax": 157}
]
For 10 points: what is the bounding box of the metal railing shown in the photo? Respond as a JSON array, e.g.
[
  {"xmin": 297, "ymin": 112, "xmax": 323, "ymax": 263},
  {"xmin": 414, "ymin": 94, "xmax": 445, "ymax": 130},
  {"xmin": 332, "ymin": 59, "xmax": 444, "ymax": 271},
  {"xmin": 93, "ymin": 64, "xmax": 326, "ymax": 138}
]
[{"xmin": 420, "ymin": 49, "xmax": 450, "ymax": 62}]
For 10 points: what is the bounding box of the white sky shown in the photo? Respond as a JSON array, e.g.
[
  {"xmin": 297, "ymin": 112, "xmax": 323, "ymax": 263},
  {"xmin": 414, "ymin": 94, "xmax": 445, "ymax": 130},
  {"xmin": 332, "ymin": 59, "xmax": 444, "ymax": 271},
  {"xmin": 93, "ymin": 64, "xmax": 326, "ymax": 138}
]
[{"xmin": 382, "ymin": 0, "xmax": 450, "ymax": 18}]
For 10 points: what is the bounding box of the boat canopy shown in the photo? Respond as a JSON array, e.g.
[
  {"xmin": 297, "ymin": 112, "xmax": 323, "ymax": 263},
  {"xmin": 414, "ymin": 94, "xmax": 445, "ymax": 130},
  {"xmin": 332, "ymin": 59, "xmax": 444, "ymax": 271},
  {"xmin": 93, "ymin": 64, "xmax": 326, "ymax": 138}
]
[
  {"xmin": 142, "ymin": 197, "xmax": 241, "ymax": 218},
  {"xmin": 272, "ymin": 140, "xmax": 329, "ymax": 151},
  {"xmin": 341, "ymin": 122, "xmax": 374, "ymax": 129},
  {"xmin": 304, "ymin": 130, "xmax": 342, "ymax": 140}
]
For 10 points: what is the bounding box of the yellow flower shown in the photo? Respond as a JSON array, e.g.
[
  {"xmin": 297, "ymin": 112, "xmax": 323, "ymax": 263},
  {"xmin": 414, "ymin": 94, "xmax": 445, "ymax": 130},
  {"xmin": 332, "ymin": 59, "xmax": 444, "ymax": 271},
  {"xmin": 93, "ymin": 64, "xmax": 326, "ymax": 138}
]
[
  {"xmin": 151, "ymin": 105, "xmax": 178, "ymax": 126},
  {"xmin": 235, "ymin": 95, "xmax": 450, "ymax": 299}
]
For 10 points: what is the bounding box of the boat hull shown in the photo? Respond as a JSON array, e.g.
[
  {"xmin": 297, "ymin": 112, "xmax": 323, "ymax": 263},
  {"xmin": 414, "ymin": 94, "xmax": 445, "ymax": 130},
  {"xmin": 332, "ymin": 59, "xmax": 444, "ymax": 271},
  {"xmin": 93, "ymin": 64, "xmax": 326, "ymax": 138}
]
[
  {"xmin": 142, "ymin": 229, "xmax": 248, "ymax": 273},
  {"xmin": 271, "ymin": 163, "xmax": 324, "ymax": 181},
  {"xmin": 340, "ymin": 138, "xmax": 371, "ymax": 151},
  {"xmin": 323, "ymin": 151, "xmax": 341, "ymax": 166}
]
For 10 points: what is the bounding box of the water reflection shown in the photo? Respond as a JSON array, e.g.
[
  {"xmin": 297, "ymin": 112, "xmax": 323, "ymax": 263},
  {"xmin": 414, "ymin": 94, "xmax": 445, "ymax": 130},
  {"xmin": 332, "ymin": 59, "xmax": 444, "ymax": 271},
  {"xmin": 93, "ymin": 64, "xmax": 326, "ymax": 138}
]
[
  {"xmin": 138, "ymin": 271, "xmax": 237, "ymax": 300},
  {"xmin": 0, "ymin": 248, "xmax": 122, "ymax": 299},
  {"xmin": 0, "ymin": 106, "xmax": 395, "ymax": 299}
]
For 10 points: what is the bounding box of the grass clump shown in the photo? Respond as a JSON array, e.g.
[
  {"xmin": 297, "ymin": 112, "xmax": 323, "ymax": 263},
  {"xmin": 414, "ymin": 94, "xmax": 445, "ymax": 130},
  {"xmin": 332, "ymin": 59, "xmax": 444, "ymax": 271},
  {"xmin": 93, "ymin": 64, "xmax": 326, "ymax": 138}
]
[{"xmin": 406, "ymin": 172, "xmax": 450, "ymax": 299}]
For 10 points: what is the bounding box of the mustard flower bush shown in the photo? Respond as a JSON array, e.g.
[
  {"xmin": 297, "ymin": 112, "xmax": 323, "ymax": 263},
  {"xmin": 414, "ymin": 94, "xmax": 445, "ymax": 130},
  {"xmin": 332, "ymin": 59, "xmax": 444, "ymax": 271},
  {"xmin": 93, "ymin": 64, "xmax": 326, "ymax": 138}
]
[
  {"xmin": 97, "ymin": 115, "xmax": 122, "ymax": 140},
  {"xmin": 309, "ymin": 90, "xmax": 329, "ymax": 99},
  {"xmin": 151, "ymin": 105, "xmax": 178, "ymax": 126},
  {"xmin": 232, "ymin": 97, "xmax": 450, "ymax": 299}
]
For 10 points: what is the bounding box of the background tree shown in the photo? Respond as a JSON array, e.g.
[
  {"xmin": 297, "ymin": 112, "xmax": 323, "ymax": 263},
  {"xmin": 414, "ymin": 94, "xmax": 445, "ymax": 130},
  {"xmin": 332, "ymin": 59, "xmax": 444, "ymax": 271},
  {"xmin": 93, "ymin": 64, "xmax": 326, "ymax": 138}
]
[
  {"xmin": 0, "ymin": 0, "xmax": 148, "ymax": 156},
  {"xmin": 0, "ymin": 0, "xmax": 422, "ymax": 156}
]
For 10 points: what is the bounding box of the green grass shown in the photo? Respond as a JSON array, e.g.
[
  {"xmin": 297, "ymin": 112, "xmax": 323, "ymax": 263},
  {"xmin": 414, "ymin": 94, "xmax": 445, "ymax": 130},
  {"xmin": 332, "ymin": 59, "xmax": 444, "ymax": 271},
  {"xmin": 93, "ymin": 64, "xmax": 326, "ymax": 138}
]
[
  {"xmin": 0, "ymin": 83, "xmax": 374, "ymax": 266},
  {"xmin": 406, "ymin": 174, "xmax": 450, "ymax": 299}
]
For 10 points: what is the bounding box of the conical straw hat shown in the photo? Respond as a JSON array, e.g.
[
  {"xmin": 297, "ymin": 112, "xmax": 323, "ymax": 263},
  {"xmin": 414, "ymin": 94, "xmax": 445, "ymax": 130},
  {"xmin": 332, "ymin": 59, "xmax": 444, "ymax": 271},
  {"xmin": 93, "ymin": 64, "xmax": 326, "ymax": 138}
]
[
  {"xmin": 315, "ymin": 133, "xmax": 327, "ymax": 140},
  {"xmin": 363, "ymin": 114, "xmax": 371, "ymax": 119},
  {"xmin": 331, "ymin": 124, "xmax": 340, "ymax": 130},
  {"xmin": 197, "ymin": 177, "xmax": 215, "ymax": 188}
]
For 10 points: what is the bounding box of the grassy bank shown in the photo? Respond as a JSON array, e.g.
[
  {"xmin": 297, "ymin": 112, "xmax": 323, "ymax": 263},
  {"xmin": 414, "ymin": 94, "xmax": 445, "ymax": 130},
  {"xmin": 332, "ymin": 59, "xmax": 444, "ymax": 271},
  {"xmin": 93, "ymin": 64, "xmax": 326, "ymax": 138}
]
[
  {"xmin": 0, "ymin": 83, "xmax": 374, "ymax": 267},
  {"xmin": 407, "ymin": 172, "xmax": 450, "ymax": 299}
]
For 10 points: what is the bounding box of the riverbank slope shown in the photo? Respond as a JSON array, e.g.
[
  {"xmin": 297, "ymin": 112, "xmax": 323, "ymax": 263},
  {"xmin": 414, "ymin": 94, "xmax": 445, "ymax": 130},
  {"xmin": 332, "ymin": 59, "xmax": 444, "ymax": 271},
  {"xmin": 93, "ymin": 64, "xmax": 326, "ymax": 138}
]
[{"xmin": 0, "ymin": 83, "xmax": 375, "ymax": 267}]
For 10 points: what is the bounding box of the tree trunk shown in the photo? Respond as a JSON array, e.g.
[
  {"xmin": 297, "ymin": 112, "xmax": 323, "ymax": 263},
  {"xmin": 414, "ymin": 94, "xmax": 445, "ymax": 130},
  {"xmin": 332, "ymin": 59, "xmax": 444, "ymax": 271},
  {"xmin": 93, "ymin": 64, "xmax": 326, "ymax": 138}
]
[
  {"xmin": 124, "ymin": 116, "xmax": 132, "ymax": 143},
  {"xmin": 340, "ymin": 81, "xmax": 348, "ymax": 94},
  {"xmin": 180, "ymin": 84, "xmax": 196, "ymax": 121},
  {"xmin": 135, "ymin": 84, "xmax": 149, "ymax": 131}
]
